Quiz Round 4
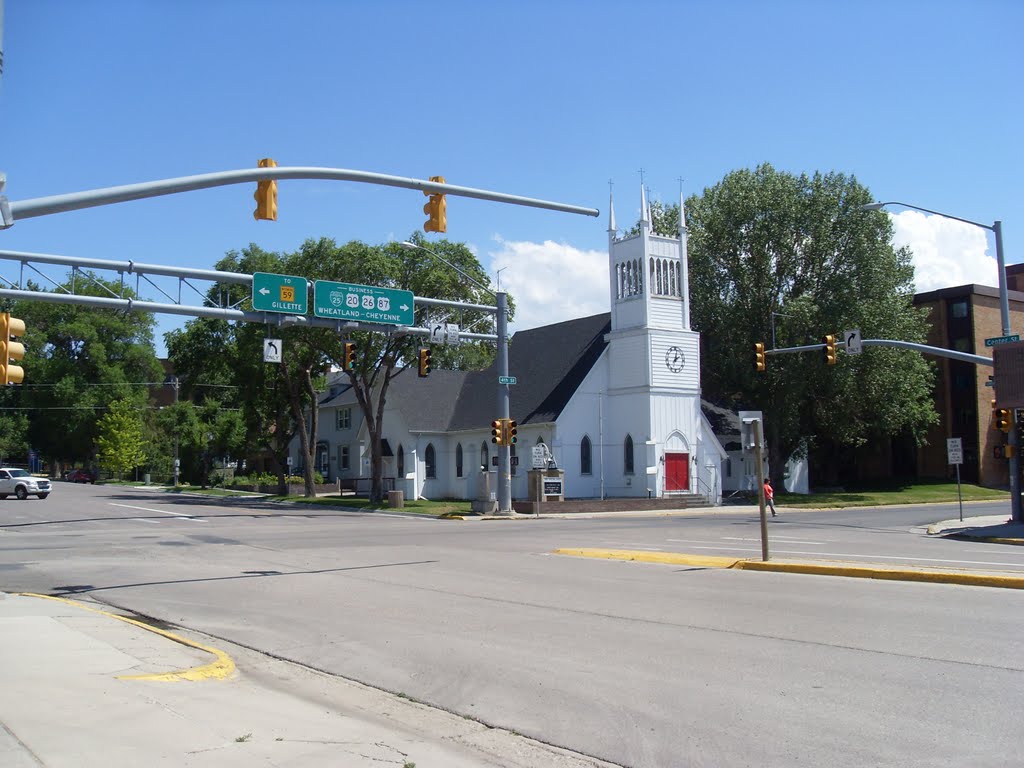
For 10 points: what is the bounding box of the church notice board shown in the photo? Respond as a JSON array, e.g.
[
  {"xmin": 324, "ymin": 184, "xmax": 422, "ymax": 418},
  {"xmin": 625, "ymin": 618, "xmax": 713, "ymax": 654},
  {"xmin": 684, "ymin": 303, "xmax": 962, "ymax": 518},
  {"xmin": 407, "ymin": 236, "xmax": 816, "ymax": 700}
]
[{"xmin": 993, "ymin": 342, "xmax": 1024, "ymax": 409}]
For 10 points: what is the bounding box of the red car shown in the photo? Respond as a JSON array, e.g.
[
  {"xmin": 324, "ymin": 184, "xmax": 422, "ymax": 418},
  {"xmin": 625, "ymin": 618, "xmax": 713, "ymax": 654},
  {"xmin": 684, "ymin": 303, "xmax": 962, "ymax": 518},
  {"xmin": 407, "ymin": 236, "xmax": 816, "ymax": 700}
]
[{"xmin": 67, "ymin": 468, "xmax": 96, "ymax": 484}]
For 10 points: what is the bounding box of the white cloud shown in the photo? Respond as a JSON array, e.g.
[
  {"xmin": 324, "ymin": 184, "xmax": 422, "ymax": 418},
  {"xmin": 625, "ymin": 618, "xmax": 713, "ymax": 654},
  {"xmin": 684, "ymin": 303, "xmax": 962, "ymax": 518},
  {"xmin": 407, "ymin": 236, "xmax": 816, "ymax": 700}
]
[
  {"xmin": 890, "ymin": 210, "xmax": 997, "ymax": 292},
  {"xmin": 486, "ymin": 236, "xmax": 609, "ymax": 332}
]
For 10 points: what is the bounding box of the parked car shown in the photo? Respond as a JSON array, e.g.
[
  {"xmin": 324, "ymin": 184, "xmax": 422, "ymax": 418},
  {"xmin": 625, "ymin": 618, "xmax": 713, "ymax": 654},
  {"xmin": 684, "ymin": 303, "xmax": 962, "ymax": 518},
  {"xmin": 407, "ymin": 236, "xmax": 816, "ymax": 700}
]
[
  {"xmin": 67, "ymin": 468, "xmax": 97, "ymax": 484},
  {"xmin": 0, "ymin": 468, "xmax": 51, "ymax": 500}
]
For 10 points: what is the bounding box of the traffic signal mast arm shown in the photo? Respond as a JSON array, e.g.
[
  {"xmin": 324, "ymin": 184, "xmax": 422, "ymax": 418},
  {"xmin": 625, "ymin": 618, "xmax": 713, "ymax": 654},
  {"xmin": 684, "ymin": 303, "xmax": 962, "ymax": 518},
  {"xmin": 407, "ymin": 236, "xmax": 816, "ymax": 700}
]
[
  {"xmin": 2, "ymin": 166, "xmax": 599, "ymax": 228},
  {"xmin": 763, "ymin": 338, "xmax": 993, "ymax": 368}
]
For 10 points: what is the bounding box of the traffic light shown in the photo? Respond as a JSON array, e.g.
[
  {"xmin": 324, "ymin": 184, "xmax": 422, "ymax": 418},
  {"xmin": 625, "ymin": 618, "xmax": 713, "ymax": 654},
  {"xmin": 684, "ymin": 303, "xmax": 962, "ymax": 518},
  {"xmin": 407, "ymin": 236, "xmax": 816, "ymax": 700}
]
[
  {"xmin": 417, "ymin": 347, "xmax": 432, "ymax": 378},
  {"xmin": 491, "ymin": 419, "xmax": 504, "ymax": 446},
  {"xmin": 254, "ymin": 158, "xmax": 278, "ymax": 221},
  {"xmin": 0, "ymin": 312, "xmax": 25, "ymax": 385},
  {"xmin": 822, "ymin": 334, "xmax": 837, "ymax": 366},
  {"xmin": 754, "ymin": 342, "xmax": 766, "ymax": 372},
  {"xmin": 506, "ymin": 419, "xmax": 518, "ymax": 445},
  {"xmin": 996, "ymin": 408, "xmax": 1012, "ymax": 433},
  {"xmin": 343, "ymin": 342, "xmax": 356, "ymax": 371},
  {"xmin": 423, "ymin": 175, "xmax": 447, "ymax": 233}
]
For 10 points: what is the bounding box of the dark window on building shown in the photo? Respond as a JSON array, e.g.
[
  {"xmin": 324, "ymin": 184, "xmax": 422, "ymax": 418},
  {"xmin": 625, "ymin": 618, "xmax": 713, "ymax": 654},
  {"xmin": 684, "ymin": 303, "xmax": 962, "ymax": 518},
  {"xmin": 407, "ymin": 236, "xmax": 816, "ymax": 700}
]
[
  {"xmin": 480, "ymin": 442, "xmax": 489, "ymax": 472},
  {"xmin": 397, "ymin": 445, "xmax": 404, "ymax": 478},
  {"xmin": 456, "ymin": 443, "xmax": 463, "ymax": 478},
  {"xmin": 624, "ymin": 434, "xmax": 635, "ymax": 474},
  {"xmin": 950, "ymin": 299, "xmax": 969, "ymax": 319},
  {"xmin": 581, "ymin": 435, "xmax": 592, "ymax": 475},
  {"xmin": 425, "ymin": 444, "xmax": 436, "ymax": 479}
]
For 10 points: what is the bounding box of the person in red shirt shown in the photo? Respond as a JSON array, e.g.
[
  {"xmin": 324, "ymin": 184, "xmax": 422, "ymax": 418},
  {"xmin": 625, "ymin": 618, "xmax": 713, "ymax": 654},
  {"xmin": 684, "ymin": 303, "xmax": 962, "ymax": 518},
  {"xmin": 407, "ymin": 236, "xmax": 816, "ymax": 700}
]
[{"xmin": 763, "ymin": 478, "xmax": 777, "ymax": 517}]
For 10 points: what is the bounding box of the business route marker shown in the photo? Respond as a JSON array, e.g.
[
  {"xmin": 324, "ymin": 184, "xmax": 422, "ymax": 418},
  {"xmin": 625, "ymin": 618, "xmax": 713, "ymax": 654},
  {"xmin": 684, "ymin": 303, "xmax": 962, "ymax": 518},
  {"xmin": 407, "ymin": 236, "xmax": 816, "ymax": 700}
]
[{"xmin": 313, "ymin": 280, "xmax": 414, "ymax": 326}]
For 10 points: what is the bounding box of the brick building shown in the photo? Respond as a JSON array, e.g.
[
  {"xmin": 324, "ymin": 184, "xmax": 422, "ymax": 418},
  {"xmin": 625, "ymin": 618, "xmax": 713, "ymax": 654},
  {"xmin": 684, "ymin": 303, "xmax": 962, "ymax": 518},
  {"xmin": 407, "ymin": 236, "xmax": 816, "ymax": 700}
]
[{"xmin": 913, "ymin": 264, "xmax": 1024, "ymax": 487}]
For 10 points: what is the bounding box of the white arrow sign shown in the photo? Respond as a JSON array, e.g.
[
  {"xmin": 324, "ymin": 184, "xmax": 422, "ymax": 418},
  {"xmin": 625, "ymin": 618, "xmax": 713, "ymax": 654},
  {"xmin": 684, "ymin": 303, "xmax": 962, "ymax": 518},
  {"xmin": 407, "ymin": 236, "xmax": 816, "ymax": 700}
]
[
  {"xmin": 259, "ymin": 287, "xmax": 271, "ymax": 296},
  {"xmin": 844, "ymin": 329, "xmax": 862, "ymax": 355},
  {"xmin": 263, "ymin": 338, "xmax": 282, "ymax": 363}
]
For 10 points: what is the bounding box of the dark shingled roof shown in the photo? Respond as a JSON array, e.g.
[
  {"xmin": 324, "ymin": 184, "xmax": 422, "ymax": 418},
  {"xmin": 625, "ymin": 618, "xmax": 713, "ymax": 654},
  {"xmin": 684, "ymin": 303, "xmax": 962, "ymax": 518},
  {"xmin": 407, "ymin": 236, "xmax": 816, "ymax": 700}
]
[{"xmin": 448, "ymin": 312, "xmax": 612, "ymax": 431}]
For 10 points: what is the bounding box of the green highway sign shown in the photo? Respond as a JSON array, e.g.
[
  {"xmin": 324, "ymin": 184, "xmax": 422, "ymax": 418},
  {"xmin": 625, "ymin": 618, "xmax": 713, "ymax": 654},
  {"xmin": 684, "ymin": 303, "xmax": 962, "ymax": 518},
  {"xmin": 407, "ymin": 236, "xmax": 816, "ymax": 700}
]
[
  {"xmin": 498, "ymin": 375, "xmax": 517, "ymax": 385},
  {"xmin": 252, "ymin": 272, "xmax": 308, "ymax": 314},
  {"xmin": 985, "ymin": 334, "xmax": 1021, "ymax": 347},
  {"xmin": 313, "ymin": 281, "xmax": 415, "ymax": 326}
]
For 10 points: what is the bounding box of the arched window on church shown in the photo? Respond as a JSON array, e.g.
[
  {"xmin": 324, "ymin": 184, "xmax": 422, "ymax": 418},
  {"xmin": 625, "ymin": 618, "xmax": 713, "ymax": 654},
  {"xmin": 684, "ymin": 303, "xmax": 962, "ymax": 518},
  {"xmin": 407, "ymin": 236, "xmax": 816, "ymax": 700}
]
[
  {"xmin": 624, "ymin": 434, "xmax": 634, "ymax": 475},
  {"xmin": 480, "ymin": 442, "xmax": 489, "ymax": 472},
  {"xmin": 670, "ymin": 260, "xmax": 678, "ymax": 296},
  {"xmin": 635, "ymin": 259, "xmax": 643, "ymax": 294},
  {"xmin": 425, "ymin": 443, "xmax": 436, "ymax": 479},
  {"xmin": 397, "ymin": 444, "xmax": 404, "ymax": 478},
  {"xmin": 675, "ymin": 262, "xmax": 682, "ymax": 297},
  {"xmin": 456, "ymin": 443, "xmax": 464, "ymax": 478},
  {"xmin": 580, "ymin": 435, "xmax": 592, "ymax": 475}
]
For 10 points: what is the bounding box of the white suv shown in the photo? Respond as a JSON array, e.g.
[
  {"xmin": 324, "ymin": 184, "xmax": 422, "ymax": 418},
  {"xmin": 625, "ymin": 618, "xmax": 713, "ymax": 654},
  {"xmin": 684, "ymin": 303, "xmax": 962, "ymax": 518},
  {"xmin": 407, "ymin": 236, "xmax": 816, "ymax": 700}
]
[{"xmin": 0, "ymin": 468, "xmax": 51, "ymax": 500}]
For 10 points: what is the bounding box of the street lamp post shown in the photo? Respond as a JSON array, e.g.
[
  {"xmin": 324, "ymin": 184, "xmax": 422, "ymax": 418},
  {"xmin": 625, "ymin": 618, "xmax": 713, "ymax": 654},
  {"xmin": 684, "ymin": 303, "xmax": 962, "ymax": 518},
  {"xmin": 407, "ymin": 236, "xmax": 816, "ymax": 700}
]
[
  {"xmin": 400, "ymin": 242, "xmax": 514, "ymax": 515},
  {"xmin": 863, "ymin": 202, "xmax": 1019, "ymax": 522}
]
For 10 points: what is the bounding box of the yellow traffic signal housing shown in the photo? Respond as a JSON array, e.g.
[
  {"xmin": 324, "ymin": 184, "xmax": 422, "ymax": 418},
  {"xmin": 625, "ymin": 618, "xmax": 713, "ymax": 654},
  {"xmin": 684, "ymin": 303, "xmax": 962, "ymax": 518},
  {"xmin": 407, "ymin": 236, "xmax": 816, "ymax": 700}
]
[
  {"xmin": 997, "ymin": 408, "xmax": 1013, "ymax": 433},
  {"xmin": 754, "ymin": 342, "xmax": 766, "ymax": 372},
  {"xmin": 822, "ymin": 334, "xmax": 837, "ymax": 366},
  {"xmin": 423, "ymin": 175, "xmax": 447, "ymax": 233},
  {"xmin": 417, "ymin": 347, "xmax": 432, "ymax": 378},
  {"xmin": 343, "ymin": 341, "xmax": 356, "ymax": 371},
  {"xmin": 254, "ymin": 158, "xmax": 278, "ymax": 221},
  {"xmin": 491, "ymin": 419, "xmax": 504, "ymax": 446},
  {"xmin": 0, "ymin": 312, "xmax": 25, "ymax": 385},
  {"xmin": 506, "ymin": 419, "xmax": 518, "ymax": 444}
]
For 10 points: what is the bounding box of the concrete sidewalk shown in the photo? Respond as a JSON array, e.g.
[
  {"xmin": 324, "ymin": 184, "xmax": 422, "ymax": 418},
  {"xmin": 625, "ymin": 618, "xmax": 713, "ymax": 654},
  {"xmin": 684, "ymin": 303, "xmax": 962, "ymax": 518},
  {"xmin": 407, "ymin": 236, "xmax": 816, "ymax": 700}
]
[
  {"xmin": 0, "ymin": 592, "xmax": 614, "ymax": 768},
  {"xmin": 927, "ymin": 513, "xmax": 1024, "ymax": 544}
]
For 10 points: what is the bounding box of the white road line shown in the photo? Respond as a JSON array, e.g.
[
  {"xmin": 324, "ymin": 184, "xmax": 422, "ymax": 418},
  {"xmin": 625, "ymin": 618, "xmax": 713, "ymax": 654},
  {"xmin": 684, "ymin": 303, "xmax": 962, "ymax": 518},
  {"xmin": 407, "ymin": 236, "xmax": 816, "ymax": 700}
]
[
  {"xmin": 109, "ymin": 503, "xmax": 206, "ymax": 522},
  {"xmin": 128, "ymin": 517, "xmax": 160, "ymax": 524},
  {"xmin": 721, "ymin": 536, "xmax": 829, "ymax": 544},
  {"xmin": 662, "ymin": 542, "xmax": 1024, "ymax": 568}
]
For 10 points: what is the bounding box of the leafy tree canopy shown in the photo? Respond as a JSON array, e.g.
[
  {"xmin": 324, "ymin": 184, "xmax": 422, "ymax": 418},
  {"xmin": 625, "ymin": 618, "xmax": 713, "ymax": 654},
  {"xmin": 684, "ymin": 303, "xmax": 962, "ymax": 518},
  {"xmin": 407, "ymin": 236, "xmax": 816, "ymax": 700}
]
[{"xmin": 645, "ymin": 164, "xmax": 937, "ymax": 482}]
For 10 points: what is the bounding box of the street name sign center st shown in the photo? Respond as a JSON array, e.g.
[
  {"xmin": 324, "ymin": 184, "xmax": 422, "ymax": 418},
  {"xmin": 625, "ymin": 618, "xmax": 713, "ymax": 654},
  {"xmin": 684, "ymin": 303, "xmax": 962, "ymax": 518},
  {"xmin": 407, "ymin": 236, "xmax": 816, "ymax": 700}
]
[{"xmin": 252, "ymin": 272, "xmax": 414, "ymax": 327}]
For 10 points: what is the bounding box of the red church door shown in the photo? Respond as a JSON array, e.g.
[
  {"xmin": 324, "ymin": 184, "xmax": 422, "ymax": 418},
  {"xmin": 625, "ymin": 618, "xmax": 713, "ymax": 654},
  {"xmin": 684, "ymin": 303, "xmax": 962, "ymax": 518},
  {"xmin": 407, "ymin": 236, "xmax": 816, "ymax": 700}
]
[{"xmin": 665, "ymin": 452, "xmax": 689, "ymax": 492}]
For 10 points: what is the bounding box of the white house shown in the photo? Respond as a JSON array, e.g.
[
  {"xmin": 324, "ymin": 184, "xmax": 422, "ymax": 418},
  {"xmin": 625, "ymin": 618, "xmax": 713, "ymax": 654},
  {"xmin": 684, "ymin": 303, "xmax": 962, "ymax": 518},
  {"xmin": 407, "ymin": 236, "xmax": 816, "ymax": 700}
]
[{"xmin": 295, "ymin": 185, "xmax": 732, "ymax": 504}]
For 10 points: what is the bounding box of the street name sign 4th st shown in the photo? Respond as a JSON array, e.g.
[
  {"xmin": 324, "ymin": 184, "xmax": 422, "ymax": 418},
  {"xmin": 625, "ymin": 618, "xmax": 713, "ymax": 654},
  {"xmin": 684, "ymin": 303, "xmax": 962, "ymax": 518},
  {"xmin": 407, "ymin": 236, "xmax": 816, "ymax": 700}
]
[
  {"xmin": 313, "ymin": 281, "xmax": 414, "ymax": 326},
  {"xmin": 252, "ymin": 272, "xmax": 309, "ymax": 314}
]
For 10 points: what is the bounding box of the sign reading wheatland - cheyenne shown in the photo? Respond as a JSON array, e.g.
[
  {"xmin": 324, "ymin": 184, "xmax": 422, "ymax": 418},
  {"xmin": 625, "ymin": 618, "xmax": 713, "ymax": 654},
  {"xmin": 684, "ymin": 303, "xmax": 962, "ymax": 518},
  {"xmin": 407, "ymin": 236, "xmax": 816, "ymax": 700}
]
[{"xmin": 313, "ymin": 281, "xmax": 415, "ymax": 326}]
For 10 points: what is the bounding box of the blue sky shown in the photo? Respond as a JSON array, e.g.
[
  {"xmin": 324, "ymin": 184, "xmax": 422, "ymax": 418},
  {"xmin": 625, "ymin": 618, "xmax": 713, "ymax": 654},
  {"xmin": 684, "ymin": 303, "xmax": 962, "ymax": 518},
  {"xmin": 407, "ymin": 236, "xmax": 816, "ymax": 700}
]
[{"xmin": 1, "ymin": 0, "xmax": 1021, "ymax": 356}]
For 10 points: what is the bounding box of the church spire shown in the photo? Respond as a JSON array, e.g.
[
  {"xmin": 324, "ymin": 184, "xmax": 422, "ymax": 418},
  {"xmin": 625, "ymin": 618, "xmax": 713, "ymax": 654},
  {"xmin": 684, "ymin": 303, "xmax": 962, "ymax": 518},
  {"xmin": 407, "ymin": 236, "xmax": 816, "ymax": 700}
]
[
  {"xmin": 679, "ymin": 185, "xmax": 691, "ymax": 330},
  {"xmin": 607, "ymin": 183, "xmax": 616, "ymax": 235},
  {"xmin": 640, "ymin": 182, "xmax": 649, "ymax": 229}
]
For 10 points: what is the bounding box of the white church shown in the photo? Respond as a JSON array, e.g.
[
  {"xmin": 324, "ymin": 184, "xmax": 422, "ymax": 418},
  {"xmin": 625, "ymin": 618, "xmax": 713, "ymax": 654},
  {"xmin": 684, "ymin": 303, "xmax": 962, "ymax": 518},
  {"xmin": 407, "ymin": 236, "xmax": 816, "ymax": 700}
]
[{"xmin": 295, "ymin": 186, "xmax": 744, "ymax": 505}]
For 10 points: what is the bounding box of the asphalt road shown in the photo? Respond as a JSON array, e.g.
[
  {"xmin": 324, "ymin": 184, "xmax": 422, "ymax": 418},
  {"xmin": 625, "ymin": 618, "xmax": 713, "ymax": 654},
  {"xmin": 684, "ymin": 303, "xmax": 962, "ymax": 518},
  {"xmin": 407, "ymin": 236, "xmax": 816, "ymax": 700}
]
[{"xmin": 2, "ymin": 486, "xmax": 1023, "ymax": 767}]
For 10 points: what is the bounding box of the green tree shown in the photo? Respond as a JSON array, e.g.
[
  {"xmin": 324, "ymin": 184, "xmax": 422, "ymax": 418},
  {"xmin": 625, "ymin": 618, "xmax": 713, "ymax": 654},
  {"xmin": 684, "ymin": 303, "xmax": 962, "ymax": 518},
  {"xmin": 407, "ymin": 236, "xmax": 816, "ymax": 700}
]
[
  {"xmin": 97, "ymin": 398, "xmax": 148, "ymax": 480},
  {"xmin": 656, "ymin": 164, "xmax": 937, "ymax": 485},
  {"xmin": 288, "ymin": 234, "xmax": 499, "ymax": 503},
  {"xmin": 7, "ymin": 279, "xmax": 163, "ymax": 472}
]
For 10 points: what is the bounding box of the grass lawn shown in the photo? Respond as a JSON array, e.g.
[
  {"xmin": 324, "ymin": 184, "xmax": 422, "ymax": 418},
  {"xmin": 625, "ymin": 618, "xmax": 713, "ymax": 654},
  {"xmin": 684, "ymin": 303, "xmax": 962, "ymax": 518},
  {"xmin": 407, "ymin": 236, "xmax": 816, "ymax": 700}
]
[{"xmin": 776, "ymin": 481, "xmax": 1008, "ymax": 509}]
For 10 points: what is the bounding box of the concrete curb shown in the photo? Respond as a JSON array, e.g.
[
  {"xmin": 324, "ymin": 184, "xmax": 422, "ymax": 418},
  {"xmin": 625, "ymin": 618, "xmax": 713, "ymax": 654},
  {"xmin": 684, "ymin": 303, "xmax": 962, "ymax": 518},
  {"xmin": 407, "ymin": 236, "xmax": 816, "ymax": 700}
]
[{"xmin": 552, "ymin": 548, "xmax": 1024, "ymax": 590}]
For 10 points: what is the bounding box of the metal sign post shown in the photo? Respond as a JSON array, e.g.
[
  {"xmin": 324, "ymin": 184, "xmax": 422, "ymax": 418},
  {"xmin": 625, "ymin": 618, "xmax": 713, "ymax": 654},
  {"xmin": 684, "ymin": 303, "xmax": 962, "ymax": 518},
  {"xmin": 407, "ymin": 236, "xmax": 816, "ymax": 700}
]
[{"xmin": 947, "ymin": 438, "xmax": 964, "ymax": 522}]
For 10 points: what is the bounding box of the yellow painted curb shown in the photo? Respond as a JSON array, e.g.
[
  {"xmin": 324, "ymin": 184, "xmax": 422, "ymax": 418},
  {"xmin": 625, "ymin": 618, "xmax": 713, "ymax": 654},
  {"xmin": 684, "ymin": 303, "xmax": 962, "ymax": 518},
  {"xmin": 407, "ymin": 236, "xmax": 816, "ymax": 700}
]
[
  {"xmin": 18, "ymin": 593, "xmax": 235, "ymax": 681},
  {"xmin": 552, "ymin": 549, "xmax": 1024, "ymax": 590},
  {"xmin": 553, "ymin": 548, "xmax": 742, "ymax": 568}
]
